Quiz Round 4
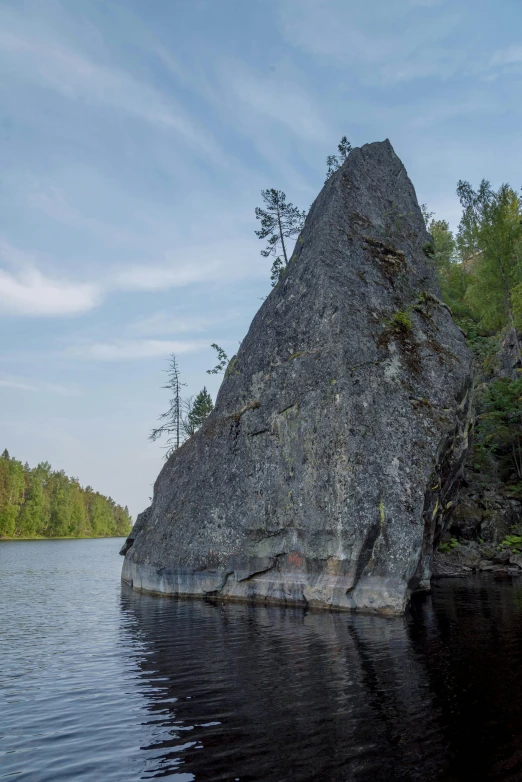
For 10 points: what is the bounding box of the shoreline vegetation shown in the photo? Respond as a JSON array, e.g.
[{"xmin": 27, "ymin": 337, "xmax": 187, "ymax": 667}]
[
  {"xmin": 0, "ymin": 449, "xmax": 132, "ymax": 540},
  {"xmin": 0, "ymin": 535, "xmax": 127, "ymax": 541}
]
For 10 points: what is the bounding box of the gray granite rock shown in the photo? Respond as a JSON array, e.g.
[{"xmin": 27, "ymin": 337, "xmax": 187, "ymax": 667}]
[
  {"xmin": 509, "ymin": 554, "xmax": 522, "ymax": 569},
  {"xmin": 122, "ymin": 140, "xmax": 473, "ymax": 615}
]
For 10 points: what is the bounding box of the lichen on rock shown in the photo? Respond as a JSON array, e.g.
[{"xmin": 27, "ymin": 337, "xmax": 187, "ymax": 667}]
[{"xmin": 121, "ymin": 140, "xmax": 473, "ymax": 615}]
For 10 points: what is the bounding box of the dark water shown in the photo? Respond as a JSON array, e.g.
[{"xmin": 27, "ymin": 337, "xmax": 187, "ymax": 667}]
[{"xmin": 2, "ymin": 541, "xmax": 522, "ymax": 781}]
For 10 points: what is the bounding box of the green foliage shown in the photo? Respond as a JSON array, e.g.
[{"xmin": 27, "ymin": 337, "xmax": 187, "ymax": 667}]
[
  {"xmin": 270, "ymin": 256, "xmax": 285, "ymax": 287},
  {"xmin": 224, "ymin": 355, "xmax": 238, "ymax": 378},
  {"xmin": 457, "ymin": 181, "xmax": 522, "ymax": 333},
  {"xmin": 255, "ymin": 189, "xmax": 306, "ymax": 276},
  {"xmin": 456, "ymin": 179, "xmax": 494, "ymax": 260},
  {"xmin": 207, "ymin": 343, "xmax": 229, "ymax": 375},
  {"xmin": 426, "ymin": 217, "xmax": 473, "ymax": 329},
  {"xmin": 0, "ymin": 451, "xmax": 131, "ymax": 539},
  {"xmin": 185, "ymin": 387, "xmax": 214, "ymax": 436},
  {"xmin": 474, "ymin": 377, "xmax": 522, "ymax": 484},
  {"xmin": 465, "ymin": 330, "xmax": 499, "ymax": 377},
  {"xmin": 421, "ymin": 203, "xmax": 434, "ymax": 227},
  {"xmin": 438, "ymin": 537, "xmax": 458, "ymax": 553},
  {"xmin": 390, "ymin": 310, "xmax": 413, "ymax": 332},
  {"xmin": 500, "ymin": 534, "xmax": 522, "ymax": 553},
  {"xmin": 423, "ymin": 241, "xmax": 435, "ymax": 257},
  {"xmin": 325, "ymin": 136, "xmax": 352, "ymax": 181}
]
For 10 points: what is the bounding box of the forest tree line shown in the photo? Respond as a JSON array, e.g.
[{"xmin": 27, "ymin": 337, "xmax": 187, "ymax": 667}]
[{"xmin": 0, "ymin": 449, "xmax": 132, "ymax": 539}]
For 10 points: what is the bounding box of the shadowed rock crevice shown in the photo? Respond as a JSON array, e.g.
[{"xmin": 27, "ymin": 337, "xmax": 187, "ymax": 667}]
[{"xmin": 122, "ymin": 139, "xmax": 473, "ymax": 615}]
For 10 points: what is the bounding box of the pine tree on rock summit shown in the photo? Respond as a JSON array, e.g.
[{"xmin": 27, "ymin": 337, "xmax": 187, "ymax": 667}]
[
  {"xmin": 325, "ymin": 136, "xmax": 352, "ymax": 181},
  {"xmin": 255, "ymin": 189, "xmax": 306, "ymax": 286}
]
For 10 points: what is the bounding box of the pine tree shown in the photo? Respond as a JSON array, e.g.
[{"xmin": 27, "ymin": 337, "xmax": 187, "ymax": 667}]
[
  {"xmin": 255, "ymin": 189, "xmax": 307, "ymax": 286},
  {"xmin": 150, "ymin": 354, "xmax": 186, "ymax": 457},
  {"xmin": 185, "ymin": 388, "xmax": 214, "ymax": 436},
  {"xmin": 325, "ymin": 136, "xmax": 352, "ymax": 181}
]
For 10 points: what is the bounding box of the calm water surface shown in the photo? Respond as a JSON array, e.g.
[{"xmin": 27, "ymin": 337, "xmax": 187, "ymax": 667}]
[{"xmin": 2, "ymin": 539, "xmax": 522, "ymax": 781}]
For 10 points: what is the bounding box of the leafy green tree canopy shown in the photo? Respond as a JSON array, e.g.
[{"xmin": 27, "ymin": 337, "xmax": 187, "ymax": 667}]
[
  {"xmin": 0, "ymin": 450, "xmax": 131, "ymax": 539},
  {"xmin": 458, "ymin": 182, "xmax": 522, "ymax": 339}
]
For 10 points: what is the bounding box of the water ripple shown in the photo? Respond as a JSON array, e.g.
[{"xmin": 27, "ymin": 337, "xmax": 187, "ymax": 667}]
[{"xmin": 2, "ymin": 540, "xmax": 522, "ymax": 780}]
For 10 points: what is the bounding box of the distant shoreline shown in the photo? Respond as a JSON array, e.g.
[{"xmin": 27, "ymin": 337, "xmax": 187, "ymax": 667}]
[{"xmin": 0, "ymin": 535, "xmax": 127, "ymax": 541}]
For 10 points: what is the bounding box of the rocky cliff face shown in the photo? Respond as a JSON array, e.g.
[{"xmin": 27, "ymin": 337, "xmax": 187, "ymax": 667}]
[{"xmin": 122, "ymin": 140, "xmax": 473, "ymax": 614}]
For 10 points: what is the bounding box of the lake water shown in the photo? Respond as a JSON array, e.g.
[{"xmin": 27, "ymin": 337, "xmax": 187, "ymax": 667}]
[{"xmin": 2, "ymin": 540, "xmax": 522, "ymax": 781}]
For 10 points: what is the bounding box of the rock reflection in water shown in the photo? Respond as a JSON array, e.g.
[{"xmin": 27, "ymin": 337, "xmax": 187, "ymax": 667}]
[
  {"xmin": 120, "ymin": 585, "xmax": 449, "ymax": 781},
  {"xmin": 6, "ymin": 541, "xmax": 522, "ymax": 780}
]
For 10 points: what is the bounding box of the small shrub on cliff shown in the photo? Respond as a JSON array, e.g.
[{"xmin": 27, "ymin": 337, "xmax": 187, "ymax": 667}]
[
  {"xmin": 390, "ymin": 310, "xmax": 413, "ymax": 333},
  {"xmin": 500, "ymin": 534, "xmax": 522, "ymax": 553},
  {"xmin": 207, "ymin": 343, "xmax": 228, "ymax": 375},
  {"xmin": 423, "ymin": 241, "xmax": 435, "ymax": 257},
  {"xmin": 438, "ymin": 537, "xmax": 458, "ymax": 554}
]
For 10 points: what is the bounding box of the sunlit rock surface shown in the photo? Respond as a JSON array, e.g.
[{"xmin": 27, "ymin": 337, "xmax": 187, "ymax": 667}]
[{"xmin": 122, "ymin": 140, "xmax": 473, "ymax": 614}]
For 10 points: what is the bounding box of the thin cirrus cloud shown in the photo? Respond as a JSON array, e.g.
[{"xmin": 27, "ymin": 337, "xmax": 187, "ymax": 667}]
[
  {"xmin": 490, "ymin": 45, "xmax": 522, "ymax": 68},
  {"xmin": 0, "ymin": 27, "xmax": 220, "ymax": 158},
  {"xmin": 68, "ymin": 339, "xmax": 208, "ymax": 361},
  {"xmin": 113, "ymin": 260, "xmax": 226, "ymax": 293},
  {"xmin": 277, "ymin": 0, "xmax": 462, "ymax": 85},
  {"xmin": 129, "ymin": 312, "xmax": 233, "ymax": 337},
  {"xmin": 220, "ymin": 61, "xmax": 330, "ymax": 143}
]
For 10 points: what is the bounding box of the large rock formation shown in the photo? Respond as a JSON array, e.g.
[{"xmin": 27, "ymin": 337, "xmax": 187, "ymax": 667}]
[{"xmin": 122, "ymin": 140, "xmax": 473, "ymax": 614}]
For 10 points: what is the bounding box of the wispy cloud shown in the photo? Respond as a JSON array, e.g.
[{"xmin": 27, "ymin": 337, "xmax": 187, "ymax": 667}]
[
  {"xmin": 490, "ymin": 45, "xmax": 522, "ymax": 68},
  {"xmin": 67, "ymin": 339, "xmax": 208, "ymax": 361},
  {"xmin": 220, "ymin": 61, "xmax": 329, "ymax": 143},
  {"xmin": 113, "ymin": 260, "xmax": 225, "ymax": 292},
  {"xmin": 0, "ymin": 266, "xmax": 100, "ymax": 317},
  {"xmin": 129, "ymin": 312, "xmax": 232, "ymax": 336},
  {"xmin": 111, "ymin": 237, "xmax": 265, "ymax": 293},
  {"xmin": 0, "ymin": 375, "xmax": 79, "ymax": 396},
  {"xmin": 0, "ymin": 232, "xmax": 262, "ymax": 318}
]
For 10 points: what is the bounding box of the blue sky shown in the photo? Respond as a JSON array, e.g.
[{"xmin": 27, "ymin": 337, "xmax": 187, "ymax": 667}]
[{"xmin": 1, "ymin": 0, "xmax": 521, "ymax": 518}]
